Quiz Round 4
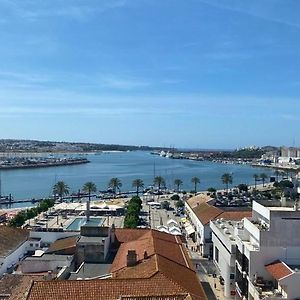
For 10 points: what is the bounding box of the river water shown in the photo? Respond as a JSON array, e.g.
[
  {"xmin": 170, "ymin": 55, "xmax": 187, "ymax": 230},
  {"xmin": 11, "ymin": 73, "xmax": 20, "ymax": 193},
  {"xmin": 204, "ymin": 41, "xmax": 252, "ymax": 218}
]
[{"xmin": 0, "ymin": 151, "xmax": 274, "ymax": 208}]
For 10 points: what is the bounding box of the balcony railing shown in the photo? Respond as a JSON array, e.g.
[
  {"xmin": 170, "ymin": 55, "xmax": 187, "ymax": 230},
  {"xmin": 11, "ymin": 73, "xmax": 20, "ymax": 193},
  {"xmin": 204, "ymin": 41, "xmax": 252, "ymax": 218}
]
[{"xmin": 248, "ymin": 278, "xmax": 286, "ymax": 300}]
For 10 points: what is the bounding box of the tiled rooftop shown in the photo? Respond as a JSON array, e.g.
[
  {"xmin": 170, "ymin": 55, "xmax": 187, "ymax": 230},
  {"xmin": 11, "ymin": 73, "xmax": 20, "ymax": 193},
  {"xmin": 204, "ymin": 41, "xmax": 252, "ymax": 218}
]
[
  {"xmin": 0, "ymin": 226, "xmax": 29, "ymax": 256},
  {"xmin": 265, "ymin": 260, "xmax": 293, "ymax": 281},
  {"xmin": 27, "ymin": 229, "xmax": 207, "ymax": 300},
  {"xmin": 0, "ymin": 274, "xmax": 43, "ymax": 300},
  {"xmin": 192, "ymin": 203, "xmax": 223, "ymax": 225},
  {"xmin": 46, "ymin": 235, "xmax": 79, "ymax": 255},
  {"xmin": 27, "ymin": 276, "xmax": 194, "ymax": 300}
]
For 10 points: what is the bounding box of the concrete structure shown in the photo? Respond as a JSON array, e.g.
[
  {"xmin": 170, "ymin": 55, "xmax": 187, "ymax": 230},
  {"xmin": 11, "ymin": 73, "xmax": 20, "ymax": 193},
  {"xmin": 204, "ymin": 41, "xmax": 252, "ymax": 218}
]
[
  {"xmin": 21, "ymin": 254, "xmax": 73, "ymax": 274},
  {"xmin": 185, "ymin": 198, "xmax": 251, "ymax": 257},
  {"xmin": 211, "ymin": 200, "xmax": 300, "ymax": 299},
  {"xmin": 235, "ymin": 200, "xmax": 300, "ymax": 300},
  {"xmin": 75, "ymin": 224, "xmax": 115, "ymax": 267},
  {"xmin": 210, "ymin": 218, "xmax": 243, "ymax": 298}
]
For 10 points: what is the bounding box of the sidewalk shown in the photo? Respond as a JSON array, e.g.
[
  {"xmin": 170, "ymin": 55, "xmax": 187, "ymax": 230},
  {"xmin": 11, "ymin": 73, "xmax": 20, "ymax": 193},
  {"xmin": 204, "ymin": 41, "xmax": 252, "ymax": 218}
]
[{"xmin": 185, "ymin": 238, "xmax": 233, "ymax": 300}]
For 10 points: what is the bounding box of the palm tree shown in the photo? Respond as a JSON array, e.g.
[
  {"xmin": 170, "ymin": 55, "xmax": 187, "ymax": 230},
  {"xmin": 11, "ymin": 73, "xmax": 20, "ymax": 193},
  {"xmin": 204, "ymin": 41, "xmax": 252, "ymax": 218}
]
[
  {"xmin": 221, "ymin": 173, "xmax": 232, "ymax": 193},
  {"xmin": 108, "ymin": 177, "xmax": 122, "ymax": 196},
  {"xmin": 253, "ymin": 174, "xmax": 260, "ymax": 189},
  {"xmin": 174, "ymin": 179, "xmax": 183, "ymax": 191},
  {"xmin": 260, "ymin": 173, "xmax": 268, "ymax": 187},
  {"xmin": 52, "ymin": 181, "xmax": 69, "ymax": 200},
  {"xmin": 132, "ymin": 179, "xmax": 144, "ymax": 196},
  {"xmin": 154, "ymin": 176, "xmax": 166, "ymax": 190},
  {"xmin": 191, "ymin": 177, "xmax": 200, "ymax": 194},
  {"xmin": 82, "ymin": 182, "xmax": 97, "ymax": 201}
]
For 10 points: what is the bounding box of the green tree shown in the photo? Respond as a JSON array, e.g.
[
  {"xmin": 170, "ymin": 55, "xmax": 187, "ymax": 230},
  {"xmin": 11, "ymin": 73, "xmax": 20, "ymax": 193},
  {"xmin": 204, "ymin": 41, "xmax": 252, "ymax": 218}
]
[
  {"xmin": 52, "ymin": 181, "xmax": 69, "ymax": 199},
  {"xmin": 221, "ymin": 173, "xmax": 233, "ymax": 193},
  {"xmin": 170, "ymin": 194, "xmax": 180, "ymax": 201},
  {"xmin": 175, "ymin": 199, "xmax": 185, "ymax": 208},
  {"xmin": 207, "ymin": 187, "xmax": 217, "ymax": 193},
  {"xmin": 174, "ymin": 179, "xmax": 183, "ymax": 191},
  {"xmin": 161, "ymin": 200, "xmax": 170, "ymax": 210},
  {"xmin": 108, "ymin": 177, "xmax": 122, "ymax": 196},
  {"xmin": 154, "ymin": 176, "xmax": 166, "ymax": 190},
  {"xmin": 237, "ymin": 184, "xmax": 248, "ymax": 193},
  {"xmin": 83, "ymin": 182, "xmax": 97, "ymax": 201},
  {"xmin": 124, "ymin": 214, "xmax": 139, "ymax": 228},
  {"xmin": 9, "ymin": 211, "xmax": 26, "ymax": 227},
  {"xmin": 130, "ymin": 196, "xmax": 142, "ymax": 210},
  {"xmin": 191, "ymin": 177, "xmax": 200, "ymax": 194},
  {"xmin": 260, "ymin": 173, "xmax": 268, "ymax": 187},
  {"xmin": 132, "ymin": 179, "xmax": 144, "ymax": 196}
]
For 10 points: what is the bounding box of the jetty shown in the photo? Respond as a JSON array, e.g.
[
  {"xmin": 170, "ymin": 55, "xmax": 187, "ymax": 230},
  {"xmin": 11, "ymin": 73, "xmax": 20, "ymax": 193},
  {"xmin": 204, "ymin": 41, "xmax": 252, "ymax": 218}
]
[{"xmin": 0, "ymin": 158, "xmax": 90, "ymax": 170}]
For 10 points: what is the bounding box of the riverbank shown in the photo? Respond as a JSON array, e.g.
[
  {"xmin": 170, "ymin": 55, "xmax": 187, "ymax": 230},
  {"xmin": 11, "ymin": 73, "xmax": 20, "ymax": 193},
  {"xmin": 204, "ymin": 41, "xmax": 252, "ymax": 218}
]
[
  {"xmin": 0, "ymin": 158, "xmax": 90, "ymax": 170},
  {"xmin": 251, "ymin": 163, "xmax": 300, "ymax": 172}
]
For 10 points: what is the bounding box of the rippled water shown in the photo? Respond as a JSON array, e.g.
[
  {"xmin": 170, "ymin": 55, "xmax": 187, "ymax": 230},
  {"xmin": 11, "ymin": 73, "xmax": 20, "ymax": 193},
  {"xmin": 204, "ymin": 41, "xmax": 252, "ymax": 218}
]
[{"xmin": 0, "ymin": 151, "xmax": 275, "ymax": 207}]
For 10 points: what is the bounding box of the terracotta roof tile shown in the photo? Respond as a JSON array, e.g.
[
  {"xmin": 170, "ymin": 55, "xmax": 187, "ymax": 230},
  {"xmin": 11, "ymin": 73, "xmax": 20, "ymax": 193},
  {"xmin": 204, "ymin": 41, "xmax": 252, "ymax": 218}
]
[
  {"xmin": 0, "ymin": 274, "xmax": 43, "ymax": 300},
  {"xmin": 27, "ymin": 275, "xmax": 188, "ymax": 300},
  {"xmin": 192, "ymin": 203, "xmax": 223, "ymax": 225},
  {"xmin": 46, "ymin": 235, "xmax": 79, "ymax": 255},
  {"xmin": 0, "ymin": 226, "xmax": 29, "ymax": 256},
  {"xmin": 265, "ymin": 260, "xmax": 293, "ymax": 280},
  {"xmin": 218, "ymin": 211, "xmax": 252, "ymax": 220},
  {"xmin": 27, "ymin": 229, "xmax": 208, "ymax": 300},
  {"xmin": 115, "ymin": 228, "xmax": 149, "ymax": 243}
]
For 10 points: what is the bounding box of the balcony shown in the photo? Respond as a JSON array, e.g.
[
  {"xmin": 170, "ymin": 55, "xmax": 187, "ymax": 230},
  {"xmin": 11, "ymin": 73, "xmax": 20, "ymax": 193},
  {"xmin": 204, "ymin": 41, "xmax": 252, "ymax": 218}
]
[{"xmin": 249, "ymin": 278, "xmax": 286, "ymax": 300}]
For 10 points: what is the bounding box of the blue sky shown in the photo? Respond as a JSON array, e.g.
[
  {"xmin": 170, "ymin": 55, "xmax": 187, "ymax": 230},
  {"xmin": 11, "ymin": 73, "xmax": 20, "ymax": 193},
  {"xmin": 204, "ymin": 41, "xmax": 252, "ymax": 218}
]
[{"xmin": 0, "ymin": 0, "xmax": 299, "ymax": 149}]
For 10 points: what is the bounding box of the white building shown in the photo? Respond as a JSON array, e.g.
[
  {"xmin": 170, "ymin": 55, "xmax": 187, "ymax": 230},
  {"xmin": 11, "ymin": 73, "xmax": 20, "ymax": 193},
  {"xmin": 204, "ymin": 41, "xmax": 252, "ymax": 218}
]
[
  {"xmin": 211, "ymin": 200, "xmax": 300, "ymax": 300},
  {"xmin": 185, "ymin": 197, "xmax": 251, "ymax": 257},
  {"xmin": 210, "ymin": 218, "xmax": 244, "ymax": 298}
]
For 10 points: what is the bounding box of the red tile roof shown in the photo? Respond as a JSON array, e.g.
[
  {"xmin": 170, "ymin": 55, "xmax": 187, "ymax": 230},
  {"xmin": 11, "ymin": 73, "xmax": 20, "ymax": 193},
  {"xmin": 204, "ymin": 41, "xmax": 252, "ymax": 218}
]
[
  {"xmin": 0, "ymin": 274, "xmax": 44, "ymax": 300},
  {"xmin": 191, "ymin": 202, "xmax": 251, "ymax": 225},
  {"xmin": 27, "ymin": 276, "xmax": 192, "ymax": 300},
  {"xmin": 27, "ymin": 229, "xmax": 207, "ymax": 300},
  {"xmin": 0, "ymin": 226, "xmax": 29, "ymax": 256},
  {"xmin": 192, "ymin": 203, "xmax": 223, "ymax": 225},
  {"xmin": 46, "ymin": 236, "xmax": 79, "ymax": 255},
  {"xmin": 218, "ymin": 211, "xmax": 252, "ymax": 220},
  {"xmin": 265, "ymin": 260, "xmax": 293, "ymax": 280}
]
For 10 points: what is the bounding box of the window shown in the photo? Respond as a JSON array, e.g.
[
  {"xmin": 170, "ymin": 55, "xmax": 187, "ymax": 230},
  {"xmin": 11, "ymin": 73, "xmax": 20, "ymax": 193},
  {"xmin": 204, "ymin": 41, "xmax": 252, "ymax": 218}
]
[
  {"xmin": 30, "ymin": 243, "xmax": 33, "ymax": 247},
  {"xmin": 215, "ymin": 246, "xmax": 219, "ymax": 263}
]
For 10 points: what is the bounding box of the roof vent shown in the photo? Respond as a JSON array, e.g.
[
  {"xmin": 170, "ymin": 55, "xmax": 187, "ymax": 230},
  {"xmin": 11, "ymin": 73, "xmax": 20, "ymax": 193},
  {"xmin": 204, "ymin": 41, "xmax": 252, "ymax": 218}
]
[{"xmin": 144, "ymin": 250, "xmax": 148, "ymax": 259}]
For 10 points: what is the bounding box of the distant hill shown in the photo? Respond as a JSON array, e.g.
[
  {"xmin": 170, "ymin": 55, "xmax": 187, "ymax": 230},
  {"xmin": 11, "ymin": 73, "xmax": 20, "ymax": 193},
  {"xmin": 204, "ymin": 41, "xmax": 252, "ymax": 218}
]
[{"xmin": 0, "ymin": 139, "xmax": 166, "ymax": 153}]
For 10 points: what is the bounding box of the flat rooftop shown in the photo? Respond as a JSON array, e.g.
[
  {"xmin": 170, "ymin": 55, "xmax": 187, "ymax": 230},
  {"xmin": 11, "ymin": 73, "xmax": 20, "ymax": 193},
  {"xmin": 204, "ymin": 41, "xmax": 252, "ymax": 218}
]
[{"xmin": 69, "ymin": 263, "xmax": 112, "ymax": 280}]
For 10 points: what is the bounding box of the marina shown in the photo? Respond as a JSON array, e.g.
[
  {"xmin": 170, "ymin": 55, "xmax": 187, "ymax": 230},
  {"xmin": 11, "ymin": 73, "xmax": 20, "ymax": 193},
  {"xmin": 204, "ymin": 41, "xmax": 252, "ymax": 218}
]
[{"xmin": 0, "ymin": 151, "xmax": 275, "ymax": 208}]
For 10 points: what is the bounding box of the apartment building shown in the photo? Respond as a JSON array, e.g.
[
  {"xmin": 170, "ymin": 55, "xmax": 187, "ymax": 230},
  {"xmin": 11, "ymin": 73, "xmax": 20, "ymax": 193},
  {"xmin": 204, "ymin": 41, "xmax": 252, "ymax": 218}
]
[
  {"xmin": 185, "ymin": 197, "xmax": 251, "ymax": 257},
  {"xmin": 211, "ymin": 200, "xmax": 300, "ymax": 300}
]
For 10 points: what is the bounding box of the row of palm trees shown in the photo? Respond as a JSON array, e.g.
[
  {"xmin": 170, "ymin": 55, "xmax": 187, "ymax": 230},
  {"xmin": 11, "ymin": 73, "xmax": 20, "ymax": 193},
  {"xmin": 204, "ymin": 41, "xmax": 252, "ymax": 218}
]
[
  {"xmin": 52, "ymin": 171, "xmax": 273, "ymax": 200},
  {"xmin": 221, "ymin": 172, "xmax": 271, "ymax": 192},
  {"xmin": 52, "ymin": 175, "xmax": 203, "ymax": 199},
  {"xmin": 253, "ymin": 173, "xmax": 268, "ymax": 188}
]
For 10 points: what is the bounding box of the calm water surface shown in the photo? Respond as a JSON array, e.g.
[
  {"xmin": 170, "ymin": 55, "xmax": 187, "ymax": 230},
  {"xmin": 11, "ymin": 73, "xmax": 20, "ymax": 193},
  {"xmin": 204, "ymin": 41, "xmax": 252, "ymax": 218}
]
[{"xmin": 0, "ymin": 151, "xmax": 274, "ymax": 207}]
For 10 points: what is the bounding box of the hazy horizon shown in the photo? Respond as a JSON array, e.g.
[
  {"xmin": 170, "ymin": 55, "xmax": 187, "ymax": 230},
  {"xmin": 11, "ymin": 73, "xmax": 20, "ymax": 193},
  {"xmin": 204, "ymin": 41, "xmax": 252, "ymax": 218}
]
[{"xmin": 0, "ymin": 0, "xmax": 299, "ymax": 148}]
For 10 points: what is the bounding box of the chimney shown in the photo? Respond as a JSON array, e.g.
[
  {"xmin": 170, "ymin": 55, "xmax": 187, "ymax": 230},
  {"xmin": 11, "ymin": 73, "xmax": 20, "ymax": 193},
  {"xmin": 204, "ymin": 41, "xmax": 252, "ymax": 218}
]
[
  {"xmin": 126, "ymin": 250, "xmax": 137, "ymax": 267},
  {"xmin": 143, "ymin": 250, "xmax": 148, "ymax": 259}
]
